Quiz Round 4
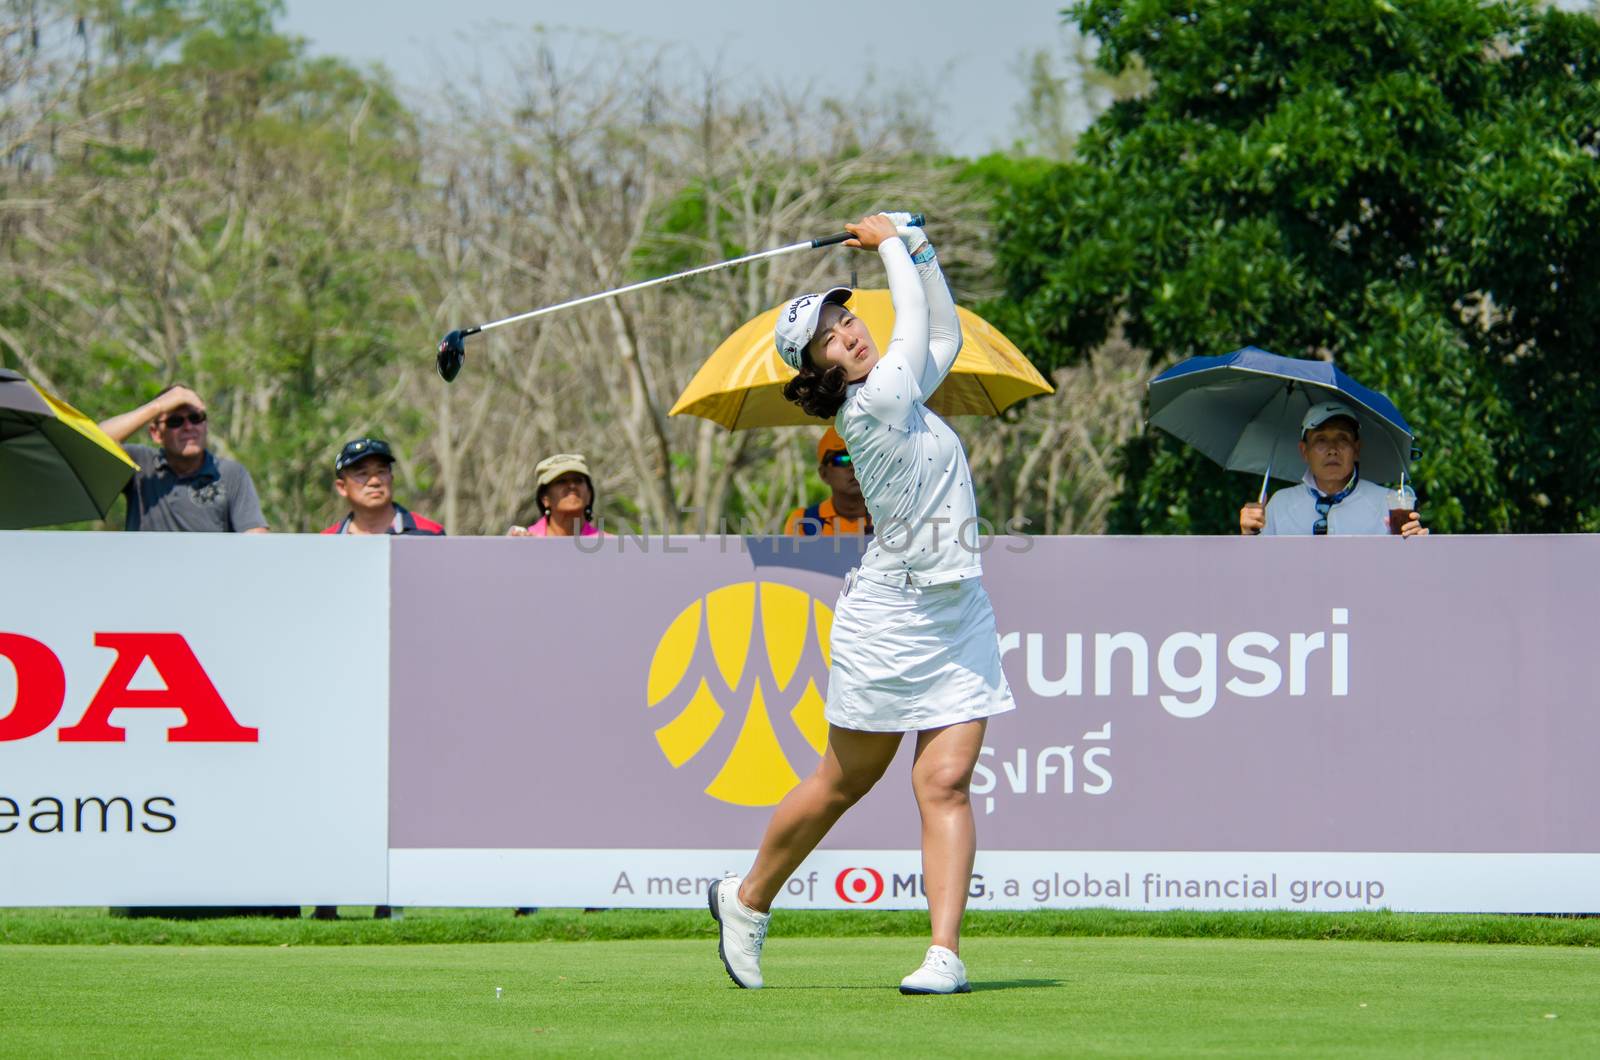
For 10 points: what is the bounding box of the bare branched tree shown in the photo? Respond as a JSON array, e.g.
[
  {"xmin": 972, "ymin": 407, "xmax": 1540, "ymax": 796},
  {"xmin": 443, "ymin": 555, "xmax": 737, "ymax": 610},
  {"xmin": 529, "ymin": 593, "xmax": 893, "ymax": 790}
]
[{"xmin": 407, "ymin": 31, "xmax": 998, "ymax": 535}]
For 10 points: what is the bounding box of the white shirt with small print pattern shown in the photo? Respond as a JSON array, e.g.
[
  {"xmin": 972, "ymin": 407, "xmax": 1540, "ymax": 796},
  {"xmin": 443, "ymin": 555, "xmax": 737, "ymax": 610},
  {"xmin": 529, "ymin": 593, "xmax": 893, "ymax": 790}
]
[{"xmin": 836, "ymin": 238, "xmax": 982, "ymax": 587}]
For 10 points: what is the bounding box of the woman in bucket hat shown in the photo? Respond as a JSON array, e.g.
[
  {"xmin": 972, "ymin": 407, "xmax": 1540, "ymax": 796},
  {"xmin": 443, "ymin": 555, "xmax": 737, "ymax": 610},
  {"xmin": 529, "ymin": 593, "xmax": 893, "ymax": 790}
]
[
  {"xmin": 507, "ymin": 453, "xmax": 601, "ymax": 537},
  {"xmin": 709, "ymin": 213, "xmax": 1014, "ymax": 995}
]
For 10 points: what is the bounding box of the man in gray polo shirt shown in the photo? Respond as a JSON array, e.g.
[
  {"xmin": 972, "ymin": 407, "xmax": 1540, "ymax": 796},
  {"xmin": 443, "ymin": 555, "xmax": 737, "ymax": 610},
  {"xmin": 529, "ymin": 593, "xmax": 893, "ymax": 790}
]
[{"xmin": 99, "ymin": 384, "xmax": 269, "ymax": 533}]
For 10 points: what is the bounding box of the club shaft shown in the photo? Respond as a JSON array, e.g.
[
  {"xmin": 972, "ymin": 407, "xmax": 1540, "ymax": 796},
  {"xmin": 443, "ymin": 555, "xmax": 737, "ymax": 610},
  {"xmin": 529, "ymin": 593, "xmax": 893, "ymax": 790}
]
[{"xmin": 476, "ymin": 241, "xmax": 813, "ymax": 334}]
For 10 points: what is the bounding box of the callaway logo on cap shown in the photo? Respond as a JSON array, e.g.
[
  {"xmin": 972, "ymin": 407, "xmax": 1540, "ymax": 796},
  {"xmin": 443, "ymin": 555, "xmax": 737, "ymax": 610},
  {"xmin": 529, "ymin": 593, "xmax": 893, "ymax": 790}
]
[{"xmin": 774, "ymin": 287, "xmax": 852, "ymax": 371}]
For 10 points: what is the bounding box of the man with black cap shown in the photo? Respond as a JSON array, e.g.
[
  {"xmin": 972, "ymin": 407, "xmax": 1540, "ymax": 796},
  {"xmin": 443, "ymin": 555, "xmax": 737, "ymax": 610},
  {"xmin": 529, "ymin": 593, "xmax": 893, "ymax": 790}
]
[
  {"xmin": 1240, "ymin": 401, "xmax": 1427, "ymax": 536},
  {"xmin": 321, "ymin": 438, "xmax": 445, "ymax": 536}
]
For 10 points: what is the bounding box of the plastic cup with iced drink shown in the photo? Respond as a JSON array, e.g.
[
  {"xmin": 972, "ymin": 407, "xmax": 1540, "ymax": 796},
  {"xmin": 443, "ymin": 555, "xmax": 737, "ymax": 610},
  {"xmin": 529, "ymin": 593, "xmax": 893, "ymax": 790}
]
[{"xmin": 1387, "ymin": 484, "xmax": 1417, "ymax": 535}]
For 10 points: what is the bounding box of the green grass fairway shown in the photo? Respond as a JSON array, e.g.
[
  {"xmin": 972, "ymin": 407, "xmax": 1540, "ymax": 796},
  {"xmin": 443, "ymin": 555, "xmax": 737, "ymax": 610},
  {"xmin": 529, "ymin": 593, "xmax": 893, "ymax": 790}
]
[
  {"xmin": 7, "ymin": 906, "xmax": 1600, "ymax": 946},
  {"xmin": 3, "ymin": 937, "xmax": 1595, "ymax": 1057}
]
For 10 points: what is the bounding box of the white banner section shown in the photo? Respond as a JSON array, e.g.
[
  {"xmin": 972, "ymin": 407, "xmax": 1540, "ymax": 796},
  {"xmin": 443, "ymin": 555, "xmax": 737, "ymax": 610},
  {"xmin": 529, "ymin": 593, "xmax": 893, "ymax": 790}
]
[
  {"xmin": 0, "ymin": 533, "xmax": 389, "ymax": 905},
  {"xmin": 390, "ymin": 849, "xmax": 1600, "ymax": 913}
]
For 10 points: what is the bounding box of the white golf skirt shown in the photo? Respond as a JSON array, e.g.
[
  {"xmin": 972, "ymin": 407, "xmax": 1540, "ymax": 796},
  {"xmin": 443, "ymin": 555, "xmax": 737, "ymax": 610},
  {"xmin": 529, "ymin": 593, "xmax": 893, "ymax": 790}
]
[{"xmin": 824, "ymin": 570, "xmax": 1017, "ymax": 733}]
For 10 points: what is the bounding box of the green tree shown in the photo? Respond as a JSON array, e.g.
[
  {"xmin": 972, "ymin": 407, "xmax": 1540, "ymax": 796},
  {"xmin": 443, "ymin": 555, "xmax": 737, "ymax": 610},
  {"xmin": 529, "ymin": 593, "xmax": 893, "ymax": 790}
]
[{"xmin": 989, "ymin": 0, "xmax": 1600, "ymax": 533}]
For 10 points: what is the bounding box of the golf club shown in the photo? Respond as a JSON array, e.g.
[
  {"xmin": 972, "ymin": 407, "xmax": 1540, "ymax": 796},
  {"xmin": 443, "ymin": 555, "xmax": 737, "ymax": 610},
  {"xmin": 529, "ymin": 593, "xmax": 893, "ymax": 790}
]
[{"xmin": 436, "ymin": 213, "xmax": 925, "ymax": 382}]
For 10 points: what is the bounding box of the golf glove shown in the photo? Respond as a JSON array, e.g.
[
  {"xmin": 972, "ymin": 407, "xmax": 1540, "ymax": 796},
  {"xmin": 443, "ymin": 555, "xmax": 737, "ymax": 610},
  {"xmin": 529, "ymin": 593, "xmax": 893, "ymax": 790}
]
[{"xmin": 884, "ymin": 211, "xmax": 931, "ymax": 259}]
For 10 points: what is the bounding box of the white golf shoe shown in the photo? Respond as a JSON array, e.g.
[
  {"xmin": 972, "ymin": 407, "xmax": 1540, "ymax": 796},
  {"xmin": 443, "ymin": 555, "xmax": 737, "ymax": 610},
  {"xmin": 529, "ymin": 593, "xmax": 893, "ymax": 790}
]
[
  {"xmin": 709, "ymin": 876, "xmax": 769, "ymax": 989},
  {"xmin": 899, "ymin": 945, "xmax": 971, "ymax": 995}
]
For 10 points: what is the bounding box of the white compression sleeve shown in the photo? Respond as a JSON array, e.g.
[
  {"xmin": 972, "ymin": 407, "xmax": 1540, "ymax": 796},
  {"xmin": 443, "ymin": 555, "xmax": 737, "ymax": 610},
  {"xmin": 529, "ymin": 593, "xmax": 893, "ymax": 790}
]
[
  {"xmin": 916, "ymin": 249, "xmax": 962, "ymax": 395},
  {"xmin": 878, "ymin": 238, "xmax": 931, "ymax": 397}
]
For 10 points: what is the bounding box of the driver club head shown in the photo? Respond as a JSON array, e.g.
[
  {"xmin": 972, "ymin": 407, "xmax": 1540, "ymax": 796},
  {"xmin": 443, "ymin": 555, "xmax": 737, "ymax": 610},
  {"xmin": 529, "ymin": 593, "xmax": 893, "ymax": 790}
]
[{"xmin": 436, "ymin": 329, "xmax": 467, "ymax": 382}]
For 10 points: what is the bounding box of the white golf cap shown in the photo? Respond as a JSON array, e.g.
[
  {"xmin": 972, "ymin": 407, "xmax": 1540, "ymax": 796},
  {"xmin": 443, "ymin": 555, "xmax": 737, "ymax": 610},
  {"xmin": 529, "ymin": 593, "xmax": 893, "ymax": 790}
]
[
  {"xmin": 774, "ymin": 287, "xmax": 852, "ymax": 371},
  {"xmin": 1301, "ymin": 401, "xmax": 1360, "ymax": 436}
]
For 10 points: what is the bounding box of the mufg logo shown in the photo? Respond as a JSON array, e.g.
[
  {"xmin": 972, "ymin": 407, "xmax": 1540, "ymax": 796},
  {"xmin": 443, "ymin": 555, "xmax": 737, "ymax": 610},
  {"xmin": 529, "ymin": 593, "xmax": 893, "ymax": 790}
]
[{"xmin": 646, "ymin": 580, "xmax": 833, "ymax": 807}]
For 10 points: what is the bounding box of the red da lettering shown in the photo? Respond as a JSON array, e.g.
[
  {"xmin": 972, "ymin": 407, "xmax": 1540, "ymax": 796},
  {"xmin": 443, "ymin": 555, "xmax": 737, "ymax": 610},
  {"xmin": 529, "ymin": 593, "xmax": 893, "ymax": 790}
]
[{"xmin": 0, "ymin": 632, "xmax": 257, "ymax": 743}]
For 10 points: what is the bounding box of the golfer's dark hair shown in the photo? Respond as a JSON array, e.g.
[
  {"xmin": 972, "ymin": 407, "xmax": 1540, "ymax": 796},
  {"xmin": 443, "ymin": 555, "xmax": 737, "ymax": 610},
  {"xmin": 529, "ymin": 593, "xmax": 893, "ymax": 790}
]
[{"xmin": 783, "ymin": 360, "xmax": 849, "ymax": 420}]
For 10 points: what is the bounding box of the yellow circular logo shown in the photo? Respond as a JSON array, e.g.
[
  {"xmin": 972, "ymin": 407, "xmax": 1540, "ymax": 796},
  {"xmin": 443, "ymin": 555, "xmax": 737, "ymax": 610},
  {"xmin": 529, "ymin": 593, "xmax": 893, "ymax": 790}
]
[{"xmin": 646, "ymin": 580, "xmax": 834, "ymax": 807}]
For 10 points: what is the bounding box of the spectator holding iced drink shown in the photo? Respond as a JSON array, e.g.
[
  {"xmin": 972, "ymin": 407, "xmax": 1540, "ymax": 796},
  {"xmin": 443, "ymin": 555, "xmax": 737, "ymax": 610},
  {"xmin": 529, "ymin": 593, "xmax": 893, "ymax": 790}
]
[{"xmin": 1239, "ymin": 402, "xmax": 1427, "ymax": 537}]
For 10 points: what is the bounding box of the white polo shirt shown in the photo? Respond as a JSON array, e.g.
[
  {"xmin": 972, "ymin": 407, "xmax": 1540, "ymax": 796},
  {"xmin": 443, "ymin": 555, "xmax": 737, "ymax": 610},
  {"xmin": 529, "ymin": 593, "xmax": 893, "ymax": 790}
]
[
  {"xmin": 838, "ymin": 238, "xmax": 981, "ymax": 586},
  {"xmin": 1263, "ymin": 473, "xmax": 1393, "ymax": 535}
]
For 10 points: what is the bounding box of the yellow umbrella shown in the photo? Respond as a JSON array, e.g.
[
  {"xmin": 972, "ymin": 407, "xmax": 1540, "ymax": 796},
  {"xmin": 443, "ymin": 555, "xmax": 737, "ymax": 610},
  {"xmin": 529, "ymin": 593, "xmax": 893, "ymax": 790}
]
[
  {"xmin": 670, "ymin": 290, "xmax": 1054, "ymax": 429},
  {"xmin": 1, "ymin": 369, "xmax": 137, "ymax": 528}
]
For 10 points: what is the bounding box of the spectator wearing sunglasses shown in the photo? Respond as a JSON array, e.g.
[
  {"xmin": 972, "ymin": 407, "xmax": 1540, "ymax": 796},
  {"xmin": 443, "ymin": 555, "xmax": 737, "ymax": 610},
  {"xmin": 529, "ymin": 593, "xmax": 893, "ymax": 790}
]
[
  {"xmin": 322, "ymin": 438, "xmax": 444, "ymax": 536},
  {"xmin": 783, "ymin": 427, "xmax": 874, "ymax": 537},
  {"xmin": 98, "ymin": 384, "xmax": 269, "ymax": 534},
  {"xmin": 1239, "ymin": 402, "xmax": 1427, "ymax": 537}
]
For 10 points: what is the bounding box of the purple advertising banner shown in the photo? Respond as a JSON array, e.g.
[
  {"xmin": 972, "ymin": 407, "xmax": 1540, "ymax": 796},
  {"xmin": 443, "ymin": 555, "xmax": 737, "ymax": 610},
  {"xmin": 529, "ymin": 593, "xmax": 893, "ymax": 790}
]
[{"xmin": 389, "ymin": 534, "xmax": 1600, "ymax": 862}]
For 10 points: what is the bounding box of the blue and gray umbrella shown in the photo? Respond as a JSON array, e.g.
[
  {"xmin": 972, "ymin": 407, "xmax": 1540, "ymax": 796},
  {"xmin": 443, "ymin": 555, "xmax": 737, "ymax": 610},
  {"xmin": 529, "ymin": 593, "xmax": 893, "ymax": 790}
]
[{"xmin": 1148, "ymin": 346, "xmax": 1415, "ymax": 497}]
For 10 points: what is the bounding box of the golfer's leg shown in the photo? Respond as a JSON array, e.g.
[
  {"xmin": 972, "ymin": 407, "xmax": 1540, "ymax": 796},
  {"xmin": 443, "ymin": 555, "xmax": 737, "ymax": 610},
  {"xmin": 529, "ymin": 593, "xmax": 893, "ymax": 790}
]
[
  {"xmin": 740, "ymin": 725, "xmax": 902, "ymax": 912},
  {"xmin": 911, "ymin": 719, "xmax": 987, "ymax": 953}
]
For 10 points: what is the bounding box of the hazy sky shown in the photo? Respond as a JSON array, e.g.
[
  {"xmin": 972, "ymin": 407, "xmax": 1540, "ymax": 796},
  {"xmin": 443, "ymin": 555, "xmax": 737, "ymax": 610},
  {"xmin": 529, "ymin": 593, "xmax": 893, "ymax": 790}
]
[{"xmin": 278, "ymin": 0, "xmax": 1069, "ymax": 158}]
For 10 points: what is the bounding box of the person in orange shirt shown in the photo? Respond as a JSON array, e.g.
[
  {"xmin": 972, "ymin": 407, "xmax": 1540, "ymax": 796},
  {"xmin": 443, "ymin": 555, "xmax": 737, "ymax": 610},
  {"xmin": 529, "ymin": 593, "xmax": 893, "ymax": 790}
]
[{"xmin": 783, "ymin": 427, "xmax": 873, "ymax": 537}]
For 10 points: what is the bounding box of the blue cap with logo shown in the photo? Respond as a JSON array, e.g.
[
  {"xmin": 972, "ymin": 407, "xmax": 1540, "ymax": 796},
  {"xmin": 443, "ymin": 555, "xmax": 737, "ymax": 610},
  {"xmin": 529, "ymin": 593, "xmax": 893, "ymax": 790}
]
[{"xmin": 335, "ymin": 437, "xmax": 395, "ymax": 473}]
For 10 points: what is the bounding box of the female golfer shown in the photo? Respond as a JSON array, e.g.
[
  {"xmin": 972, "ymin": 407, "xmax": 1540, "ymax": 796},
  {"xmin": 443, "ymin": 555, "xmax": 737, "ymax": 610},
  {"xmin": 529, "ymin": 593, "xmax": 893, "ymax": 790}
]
[{"xmin": 710, "ymin": 213, "xmax": 1014, "ymax": 994}]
